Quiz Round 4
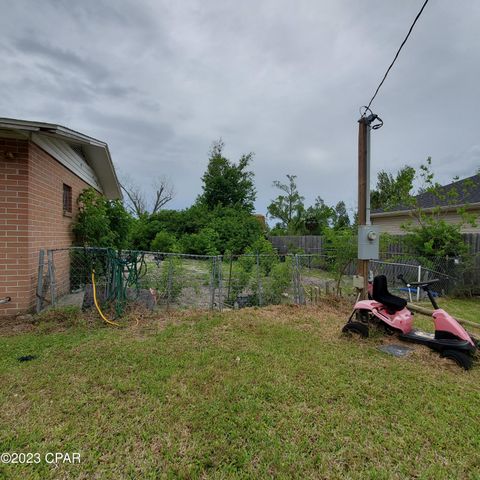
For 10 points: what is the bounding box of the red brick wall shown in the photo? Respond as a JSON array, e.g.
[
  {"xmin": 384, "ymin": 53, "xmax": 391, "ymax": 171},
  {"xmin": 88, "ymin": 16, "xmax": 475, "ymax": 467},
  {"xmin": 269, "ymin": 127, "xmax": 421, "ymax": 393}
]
[
  {"xmin": 0, "ymin": 138, "xmax": 29, "ymax": 315},
  {"xmin": 0, "ymin": 137, "xmax": 91, "ymax": 315}
]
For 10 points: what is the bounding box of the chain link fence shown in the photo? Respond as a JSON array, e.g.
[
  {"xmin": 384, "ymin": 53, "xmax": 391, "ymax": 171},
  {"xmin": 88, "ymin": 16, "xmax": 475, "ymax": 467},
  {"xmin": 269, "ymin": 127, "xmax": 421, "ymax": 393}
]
[{"xmin": 36, "ymin": 247, "xmax": 480, "ymax": 314}]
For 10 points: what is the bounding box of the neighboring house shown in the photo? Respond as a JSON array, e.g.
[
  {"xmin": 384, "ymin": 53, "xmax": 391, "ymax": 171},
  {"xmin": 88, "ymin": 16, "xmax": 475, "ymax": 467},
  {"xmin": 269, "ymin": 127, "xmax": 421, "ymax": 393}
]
[
  {"xmin": 371, "ymin": 173, "xmax": 480, "ymax": 235},
  {"xmin": 0, "ymin": 118, "xmax": 121, "ymax": 315}
]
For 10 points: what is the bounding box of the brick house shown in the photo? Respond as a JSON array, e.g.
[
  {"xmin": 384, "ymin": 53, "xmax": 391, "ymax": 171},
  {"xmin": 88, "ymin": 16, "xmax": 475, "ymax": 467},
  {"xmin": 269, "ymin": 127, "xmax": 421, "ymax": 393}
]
[{"xmin": 0, "ymin": 118, "xmax": 121, "ymax": 315}]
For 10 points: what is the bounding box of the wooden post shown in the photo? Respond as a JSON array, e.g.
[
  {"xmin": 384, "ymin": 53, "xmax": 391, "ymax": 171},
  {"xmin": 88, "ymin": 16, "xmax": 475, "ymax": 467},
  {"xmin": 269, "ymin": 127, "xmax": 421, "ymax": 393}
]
[
  {"xmin": 357, "ymin": 118, "xmax": 369, "ymax": 299},
  {"xmin": 407, "ymin": 302, "xmax": 480, "ymax": 330},
  {"xmin": 47, "ymin": 249, "xmax": 56, "ymax": 306},
  {"xmin": 36, "ymin": 250, "xmax": 45, "ymax": 313}
]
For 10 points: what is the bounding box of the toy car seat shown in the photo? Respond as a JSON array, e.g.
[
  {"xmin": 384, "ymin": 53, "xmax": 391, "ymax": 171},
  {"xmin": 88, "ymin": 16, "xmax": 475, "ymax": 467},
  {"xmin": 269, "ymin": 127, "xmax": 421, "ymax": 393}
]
[{"xmin": 372, "ymin": 275, "xmax": 407, "ymax": 313}]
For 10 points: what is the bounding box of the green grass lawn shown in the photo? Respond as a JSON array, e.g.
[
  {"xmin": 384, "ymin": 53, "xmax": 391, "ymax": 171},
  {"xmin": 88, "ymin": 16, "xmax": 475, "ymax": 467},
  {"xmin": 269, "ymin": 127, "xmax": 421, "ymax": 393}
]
[{"xmin": 0, "ymin": 299, "xmax": 479, "ymax": 479}]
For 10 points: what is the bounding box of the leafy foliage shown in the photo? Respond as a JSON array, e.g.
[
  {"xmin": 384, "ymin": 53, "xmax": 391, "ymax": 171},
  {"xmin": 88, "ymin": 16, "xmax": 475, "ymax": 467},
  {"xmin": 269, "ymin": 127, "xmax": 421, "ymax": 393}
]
[
  {"xmin": 267, "ymin": 174, "xmax": 305, "ymax": 233},
  {"xmin": 73, "ymin": 188, "xmax": 132, "ymax": 249},
  {"xmin": 403, "ymin": 218, "xmax": 467, "ymax": 259},
  {"xmin": 323, "ymin": 227, "xmax": 357, "ymax": 293},
  {"xmin": 198, "ymin": 139, "xmax": 256, "ymax": 212},
  {"xmin": 304, "ymin": 197, "xmax": 333, "ymax": 235},
  {"xmin": 181, "ymin": 227, "xmax": 220, "ymax": 255},
  {"xmin": 370, "ymin": 165, "xmax": 415, "ymax": 211},
  {"xmin": 402, "ymin": 158, "xmax": 477, "ymax": 259},
  {"xmin": 151, "ymin": 231, "xmax": 179, "ymax": 253},
  {"xmin": 330, "ymin": 201, "xmax": 351, "ymax": 230},
  {"xmin": 208, "ymin": 207, "xmax": 264, "ymax": 254},
  {"xmin": 262, "ymin": 258, "xmax": 293, "ymax": 305}
]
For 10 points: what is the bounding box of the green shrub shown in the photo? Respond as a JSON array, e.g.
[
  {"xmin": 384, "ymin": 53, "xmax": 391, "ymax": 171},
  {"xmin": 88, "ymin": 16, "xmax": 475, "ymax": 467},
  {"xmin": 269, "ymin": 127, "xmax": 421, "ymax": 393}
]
[
  {"xmin": 151, "ymin": 231, "xmax": 179, "ymax": 253},
  {"xmin": 262, "ymin": 258, "xmax": 293, "ymax": 304},
  {"xmin": 181, "ymin": 228, "xmax": 220, "ymax": 255},
  {"xmin": 73, "ymin": 188, "xmax": 132, "ymax": 249},
  {"xmin": 143, "ymin": 256, "xmax": 184, "ymax": 302},
  {"xmin": 224, "ymin": 260, "xmax": 252, "ymax": 305},
  {"xmin": 244, "ymin": 236, "xmax": 279, "ymax": 275}
]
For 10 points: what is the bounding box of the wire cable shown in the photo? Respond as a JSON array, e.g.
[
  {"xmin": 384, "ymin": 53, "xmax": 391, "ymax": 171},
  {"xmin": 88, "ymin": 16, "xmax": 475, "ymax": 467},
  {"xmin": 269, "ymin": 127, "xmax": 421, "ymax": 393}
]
[{"xmin": 365, "ymin": 0, "xmax": 430, "ymax": 111}]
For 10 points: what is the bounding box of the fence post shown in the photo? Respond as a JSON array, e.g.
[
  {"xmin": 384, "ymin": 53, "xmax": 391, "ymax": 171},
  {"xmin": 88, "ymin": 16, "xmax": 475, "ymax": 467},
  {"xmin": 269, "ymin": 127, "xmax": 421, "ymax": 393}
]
[
  {"xmin": 36, "ymin": 250, "xmax": 45, "ymax": 313},
  {"xmin": 47, "ymin": 249, "xmax": 56, "ymax": 307},
  {"xmin": 166, "ymin": 255, "xmax": 173, "ymax": 310},
  {"xmin": 416, "ymin": 264, "xmax": 421, "ymax": 302},
  {"xmin": 218, "ymin": 255, "xmax": 223, "ymax": 311},
  {"xmin": 291, "ymin": 254, "xmax": 297, "ymax": 303},
  {"xmin": 209, "ymin": 256, "xmax": 216, "ymax": 310},
  {"xmin": 256, "ymin": 253, "xmax": 263, "ymax": 306},
  {"xmin": 294, "ymin": 255, "xmax": 304, "ymax": 305},
  {"xmin": 226, "ymin": 254, "xmax": 233, "ymax": 305}
]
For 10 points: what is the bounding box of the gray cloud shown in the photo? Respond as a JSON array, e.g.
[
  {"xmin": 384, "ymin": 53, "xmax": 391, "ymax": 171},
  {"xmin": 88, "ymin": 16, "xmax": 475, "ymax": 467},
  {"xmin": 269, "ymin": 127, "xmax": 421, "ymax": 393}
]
[{"xmin": 1, "ymin": 0, "xmax": 479, "ymax": 213}]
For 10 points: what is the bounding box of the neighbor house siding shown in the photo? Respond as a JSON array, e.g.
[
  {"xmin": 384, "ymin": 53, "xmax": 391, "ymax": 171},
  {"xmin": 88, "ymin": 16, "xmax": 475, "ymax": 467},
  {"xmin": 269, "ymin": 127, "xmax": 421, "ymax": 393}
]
[
  {"xmin": 372, "ymin": 209, "xmax": 480, "ymax": 235},
  {"xmin": 0, "ymin": 138, "xmax": 91, "ymax": 315}
]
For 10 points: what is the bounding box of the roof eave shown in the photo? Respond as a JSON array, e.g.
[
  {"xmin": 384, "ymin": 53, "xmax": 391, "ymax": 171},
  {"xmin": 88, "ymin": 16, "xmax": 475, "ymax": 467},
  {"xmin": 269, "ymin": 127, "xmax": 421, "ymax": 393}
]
[
  {"xmin": 371, "ymin": 202, "xmax": 480, "ymax": 218},
  {"xmin": 0, "ymin": 117, "xmax": 122, "ymax": 200}
]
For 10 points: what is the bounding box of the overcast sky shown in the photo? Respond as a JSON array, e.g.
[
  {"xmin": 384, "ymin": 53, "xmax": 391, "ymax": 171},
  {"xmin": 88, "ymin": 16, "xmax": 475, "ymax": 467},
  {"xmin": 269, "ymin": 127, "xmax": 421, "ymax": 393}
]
[{"xmin": 1, "ymin": 0, "xmax": 479, "ymax": 216}]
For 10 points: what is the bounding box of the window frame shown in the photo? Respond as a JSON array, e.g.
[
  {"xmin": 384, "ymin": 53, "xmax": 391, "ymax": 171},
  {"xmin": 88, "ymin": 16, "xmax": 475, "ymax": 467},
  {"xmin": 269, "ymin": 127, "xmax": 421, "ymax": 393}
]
[{"xmin": 63, "ymin": 183, "xmax": 73, "ymax": 216}]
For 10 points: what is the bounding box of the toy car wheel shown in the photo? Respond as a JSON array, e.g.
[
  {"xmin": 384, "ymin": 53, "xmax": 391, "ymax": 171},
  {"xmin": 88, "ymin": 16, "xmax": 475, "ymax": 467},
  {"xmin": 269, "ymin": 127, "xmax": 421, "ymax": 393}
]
[
  {"xmin": 342, "ymin": 321, "xmax": 369, "ymax": 338},
  {"xmin": 355, "ymin": 309, "xmax": 370, "ymax": 323},
  {"xmin": 441, "ymin": 349, "xmax": 473, "ymax": 371},
  {"xmin": 383, "ymin": 324, "xmax": 396, "ymax": 336}
]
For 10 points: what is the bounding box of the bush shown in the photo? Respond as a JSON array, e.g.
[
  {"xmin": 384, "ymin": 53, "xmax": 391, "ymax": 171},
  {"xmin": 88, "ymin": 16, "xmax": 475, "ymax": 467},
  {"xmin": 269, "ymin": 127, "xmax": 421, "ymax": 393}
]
[
  {"xmin": 209, "ymin": 207, "xmax": 264, "ymax": 254},
  {"xmin": 73, "ymin": 188, "xmax": 132, "ymax": 249},
  {"xmin": 403, "ymin": 218, "xmax": 467, "ymax": 260},
  {"xmin": 151, "ymin": 231, "xmax": 179, "ymax": 253},
  {"xmin": 262, "ymin": 258, "xmax": 293, "ymax": 304},
  {"xmin": 143, "ymin": 255, "xmax": 184, "ymax": 302},
  {"xmin": 180, "ymin": 228, "xmax": 220, "ymax": 255},
  {"xmin": 244, "ymin": 236, "xmax": 279, "ymax": 275},
  {"xmin": 224, "ymin": 260, "xmax": 252, "ymax": 305}
]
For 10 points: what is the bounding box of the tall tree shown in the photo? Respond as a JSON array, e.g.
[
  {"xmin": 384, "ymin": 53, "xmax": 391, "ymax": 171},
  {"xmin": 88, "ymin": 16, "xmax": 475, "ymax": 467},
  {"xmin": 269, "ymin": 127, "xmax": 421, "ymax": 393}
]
[
  {"xmin": 403, "ymin": 157, "xmax": 477, "ymax": 259},
  {"xmin": 267, "ymin": 174, "xmax": 305, "ymax": 234},
  {"xmin": 304, "ymin": 196, "xmax": 333, "ymax": 234},
  {"xmin": 331, "ymin": 201, "xmax": 350, "ymax": 230},
  {"xmin": 121, "ymin": 175, "xmax": 175, "ymax": 217},
  {"xmin": 370, "ymin": 165, "xmax": 415, "ymax": 211},
  {"xmin": 198, "ymin": 139, "xmax": 256, "ymax": 212}
]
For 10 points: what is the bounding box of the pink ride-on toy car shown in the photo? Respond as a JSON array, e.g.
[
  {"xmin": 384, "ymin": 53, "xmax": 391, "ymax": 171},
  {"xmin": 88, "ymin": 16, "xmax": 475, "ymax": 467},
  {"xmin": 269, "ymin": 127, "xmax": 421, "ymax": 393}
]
[{"xmin": 342, "ymin": 274, "xmax": 478, "ymax": 370}]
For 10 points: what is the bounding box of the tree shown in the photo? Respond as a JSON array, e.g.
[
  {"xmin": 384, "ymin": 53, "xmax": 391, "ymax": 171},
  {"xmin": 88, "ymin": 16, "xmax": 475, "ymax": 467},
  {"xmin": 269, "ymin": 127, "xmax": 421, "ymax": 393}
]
[
  {"xmin": 323, "ymin": 226, "xmax": 357, "ymax": 295},
  {"xmin": 402, "ymin": 158, "xmax": 476, "ymax": 260},
  {"xmin": 330, "ymin": 201, "xmax": 351, "ymax": 230},
  {"xmin": 304, "ymin": 197, "xmax": 333, "ymax": 235},
  {"xmin": 121, "ymin": 174, "xmax": 175, "ymax": 217},
  {"xmin": 151, "ymin": 231, "xmax": 179, "ymax": 253},
  {"xmin": 198, "ymin": 139, "xmax": 256, "ymax": 212},
  {"xmin": 267, "ymin": 175, "xmax": 305, "ymax": 234},
  {"xmin": 73, "ymin": 188, "xmax": 132, "ymax": 249},
  {"xmin": 370, "ymin": 165, "xmax": 415, "ymax": 211},
  {"xmin": 208, "ymin": 206, "xmax": 264, "ymax": 254}
]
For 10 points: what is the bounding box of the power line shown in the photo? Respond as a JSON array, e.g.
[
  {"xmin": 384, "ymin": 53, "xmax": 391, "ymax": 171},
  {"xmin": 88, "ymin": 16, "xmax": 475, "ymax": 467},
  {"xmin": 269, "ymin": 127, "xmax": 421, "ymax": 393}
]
[{"xmin": 365, "ymin": 0, "xmax": 430, "ymax": 111}]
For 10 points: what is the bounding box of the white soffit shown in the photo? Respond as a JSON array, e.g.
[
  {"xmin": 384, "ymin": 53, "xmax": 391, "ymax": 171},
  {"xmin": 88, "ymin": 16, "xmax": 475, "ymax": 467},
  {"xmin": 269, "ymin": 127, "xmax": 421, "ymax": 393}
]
[{"xmin": 32, "ymin": 133, "xmax": 104, "ymax": 192}]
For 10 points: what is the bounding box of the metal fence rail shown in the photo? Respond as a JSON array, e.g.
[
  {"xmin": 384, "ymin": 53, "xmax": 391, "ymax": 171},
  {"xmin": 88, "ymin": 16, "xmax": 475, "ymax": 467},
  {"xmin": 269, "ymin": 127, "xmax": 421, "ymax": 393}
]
[{"xmin": 36, "ymin": 248, "xmax": 480, "ymax": 313}]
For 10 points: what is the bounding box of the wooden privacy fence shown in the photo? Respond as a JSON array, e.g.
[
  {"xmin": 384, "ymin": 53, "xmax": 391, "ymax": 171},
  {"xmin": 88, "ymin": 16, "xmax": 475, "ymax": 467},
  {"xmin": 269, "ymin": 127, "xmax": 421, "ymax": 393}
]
[
  {"xmin": 269, "ymin": 236, "xmax": 323, "ymax": 254},
  {"xmin": 270, "ymin": 233, "xmax": 480, "ymax": 255}
]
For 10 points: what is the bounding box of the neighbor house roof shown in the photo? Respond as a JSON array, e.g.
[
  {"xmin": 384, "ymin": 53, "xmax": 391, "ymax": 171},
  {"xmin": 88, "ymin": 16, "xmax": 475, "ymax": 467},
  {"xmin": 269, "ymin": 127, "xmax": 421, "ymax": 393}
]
[
  {"xmin": 371, "ymin": 173, "xmax": 480, "ymax": 218},
  {"xmin": 0, "ymin": 117, "xmax": 122, "ymax": 199}
]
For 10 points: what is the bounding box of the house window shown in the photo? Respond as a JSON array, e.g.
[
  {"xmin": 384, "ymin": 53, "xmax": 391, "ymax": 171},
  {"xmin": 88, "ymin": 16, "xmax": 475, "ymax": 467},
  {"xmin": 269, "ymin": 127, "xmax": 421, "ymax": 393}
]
[{"xmin": 63, "ymin": 184, "xmax": 72, "ymax": 215}]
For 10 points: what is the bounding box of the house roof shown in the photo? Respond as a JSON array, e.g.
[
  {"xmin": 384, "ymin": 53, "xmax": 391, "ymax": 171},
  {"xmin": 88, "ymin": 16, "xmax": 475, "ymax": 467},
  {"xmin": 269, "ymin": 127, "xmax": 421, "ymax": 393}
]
[
  {"xmin": 0, "ymin": 117, "xmax": 122, "ymax": 199},
  {"xmin": 371, "ymin": 173, "xmax": 480, "ymax": 217}
]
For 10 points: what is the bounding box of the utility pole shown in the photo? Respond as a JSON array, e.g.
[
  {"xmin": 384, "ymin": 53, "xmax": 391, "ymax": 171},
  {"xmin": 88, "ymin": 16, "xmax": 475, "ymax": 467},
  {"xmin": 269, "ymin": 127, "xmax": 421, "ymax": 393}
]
[
  {"xmin": 357, "ymin": 117, "xmax": 369, "ymax": 298},
  {"xmin": 357, "ymin": 110, "xmax": 382, "ymax": 299}
]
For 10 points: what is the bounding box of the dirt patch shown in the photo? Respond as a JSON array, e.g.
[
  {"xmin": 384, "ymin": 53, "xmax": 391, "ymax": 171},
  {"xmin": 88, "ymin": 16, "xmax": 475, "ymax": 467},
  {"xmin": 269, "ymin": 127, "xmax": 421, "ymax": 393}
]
[{"xmin": 0, "ymin": 315, "xmax": 36, "ymax": 336}]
